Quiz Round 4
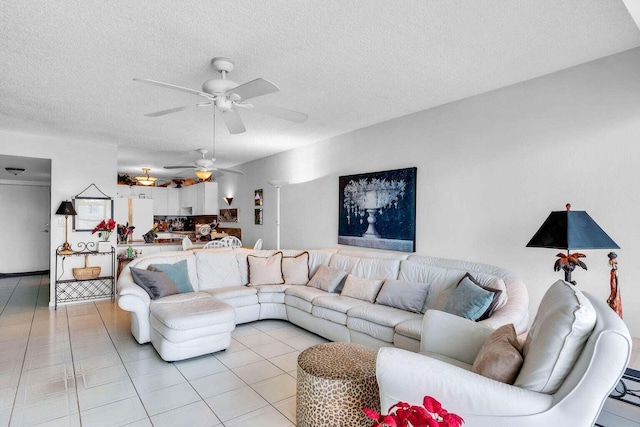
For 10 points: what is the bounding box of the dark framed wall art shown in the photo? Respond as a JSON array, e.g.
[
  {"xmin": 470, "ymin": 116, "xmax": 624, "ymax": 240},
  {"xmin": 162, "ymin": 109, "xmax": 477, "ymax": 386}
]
[{"xmin": 338, "ymin": 167, "xmax": 416, "ymax": 252}]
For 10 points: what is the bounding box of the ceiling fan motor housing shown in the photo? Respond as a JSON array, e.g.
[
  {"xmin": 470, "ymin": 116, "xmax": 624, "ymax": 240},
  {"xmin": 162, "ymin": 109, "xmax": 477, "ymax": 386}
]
[{"xmin": 202, "ymin": 78, "xmax": 237, "ymax": 95}]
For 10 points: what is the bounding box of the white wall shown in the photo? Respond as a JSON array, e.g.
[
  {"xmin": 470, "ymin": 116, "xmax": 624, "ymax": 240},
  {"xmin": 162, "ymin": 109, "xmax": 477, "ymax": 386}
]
[
  {"xmin": 222, "ymin": 47, "xmax": 640, "ymax": 337},
  {"xmin": 0, "ymin": 130, "xmax": 117, "ymax": 304}
]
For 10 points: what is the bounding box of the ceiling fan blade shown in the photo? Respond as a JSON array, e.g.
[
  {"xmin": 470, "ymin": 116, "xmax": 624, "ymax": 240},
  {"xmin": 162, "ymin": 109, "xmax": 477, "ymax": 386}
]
[
  {"xmin": 214, "ymin": 168, "xmax": 244, "ymax": 175},
  {"xmin": 243, "ymin": 103, "xmax": 308, "ymax": 123},
  {"xmin": 145, "ymin": 106, "xmax": 191, "ymax": 117},
  {"xmin": 221, "ymin": 109, "xmax": 246, "ymax": 134},
  {"xmin": 134, "ymin": 78, "xmax": 210, "ymax": 98},
  {"xmin": 227, "ymin": 78, "xmax": 279, "ymax": 101},
  {"xmin": 164, "ymin": 165, "xmax": 195, "ymax": 169}
]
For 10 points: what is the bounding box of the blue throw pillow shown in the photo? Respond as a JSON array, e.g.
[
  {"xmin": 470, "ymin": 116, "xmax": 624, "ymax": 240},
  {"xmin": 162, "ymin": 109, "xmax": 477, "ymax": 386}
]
[
  {"xmin": 443, "ymin": 275, "xmax": 494, "ymax": 321},
  {"xmin": 148, "ymin": 260, "xmax": 193, "ymax": 293}
]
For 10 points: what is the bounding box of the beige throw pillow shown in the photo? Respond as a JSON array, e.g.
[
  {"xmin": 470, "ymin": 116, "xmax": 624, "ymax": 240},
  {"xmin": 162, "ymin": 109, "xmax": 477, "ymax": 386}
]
[
  {"xmin": 247, "ymin": 252, "xmax": 284, "ymax": 286},
  {"xmin": 340, "ymin": 275, "xmax": 384, "ymax": 303},
  {"xmin": 472, "ymin": 324, "xmax": 523, "ymax": 384},
  {"xmin": 307, "ymin": 264, "xmax": 347, "ymax": 293},
  {"xmin": 282, "ymin": 252, "xmax": 309, "ymax": 285}
]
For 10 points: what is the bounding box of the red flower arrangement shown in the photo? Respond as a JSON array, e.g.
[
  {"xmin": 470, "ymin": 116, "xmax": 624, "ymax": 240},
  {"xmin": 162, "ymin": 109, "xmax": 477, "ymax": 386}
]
[
  {"xmin": 364, "ymin": 396, "xmax": 464, "ymax": 427},
  {"xmin": 92, "ymin": 219, "xmax": 116, "ymax": 241}
]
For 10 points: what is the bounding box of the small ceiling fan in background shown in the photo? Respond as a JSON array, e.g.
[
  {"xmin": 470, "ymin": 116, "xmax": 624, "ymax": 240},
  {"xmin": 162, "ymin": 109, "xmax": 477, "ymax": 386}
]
[
  {"xmin": 134, "ymin": 57, "xmax": 307, "ymax": 134},
  {"xmin": 164, "ymin": 148, "xmax": 244, "ymax": 180},
  {"xmin": 163, "ymin": 109, "xmax": 244, "ymax": 180}
]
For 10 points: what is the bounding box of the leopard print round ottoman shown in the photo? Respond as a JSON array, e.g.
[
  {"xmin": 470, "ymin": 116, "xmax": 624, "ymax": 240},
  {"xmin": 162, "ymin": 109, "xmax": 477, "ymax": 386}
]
[{"xmin": 296, "ymin": 342, "xmax": 380, "ymax": 427}]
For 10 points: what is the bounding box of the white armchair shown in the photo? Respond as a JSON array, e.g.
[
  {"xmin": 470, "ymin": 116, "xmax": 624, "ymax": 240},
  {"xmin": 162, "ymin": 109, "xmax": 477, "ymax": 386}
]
[{"xmin": 376, "ymin": 280, "xmax": 632, "ymax": 426}]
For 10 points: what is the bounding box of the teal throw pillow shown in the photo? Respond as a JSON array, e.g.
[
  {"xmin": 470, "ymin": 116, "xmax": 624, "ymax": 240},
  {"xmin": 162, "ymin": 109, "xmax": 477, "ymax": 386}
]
[
  {"xmin": 443, "ymin": 275, "xmax": 493, "ymax": 321},
  {"xmin": 130, "ymin": 267, "xmax": 179, "ymax": 300},
  {"xmin": 148, "ymin": 260, "xmax": 193, "ymax": 293}
]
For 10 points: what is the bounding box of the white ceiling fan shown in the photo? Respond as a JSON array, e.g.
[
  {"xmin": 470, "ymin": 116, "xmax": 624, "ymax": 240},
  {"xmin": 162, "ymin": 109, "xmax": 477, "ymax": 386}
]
[
  {"xmin": 164, "ymin": 148, "xmax": 244, "ymax": 178},
  {"xmin": 134, "ymin": 57, "xmax": 307, "ymax": 134}
]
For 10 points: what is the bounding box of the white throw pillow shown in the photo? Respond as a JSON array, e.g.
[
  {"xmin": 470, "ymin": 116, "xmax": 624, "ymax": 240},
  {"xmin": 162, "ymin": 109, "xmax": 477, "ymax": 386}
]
[
  {"xmin": 514, "ymin": 280, "xmax": 596, "ymax": 394},
  {"xmin": 307, "ymin": 264, "xmax": 347, "ymax": 293},
  {"xmin": 282, "ymin": 252, "xmax": 309, "ymax": 285},
  {"xmin": 247, "ymin": 252, "xmax": 284, "ymax": 286},
  {"xmin": 340, "ymin": 275, "xmax": 384, "ymax": 303}
]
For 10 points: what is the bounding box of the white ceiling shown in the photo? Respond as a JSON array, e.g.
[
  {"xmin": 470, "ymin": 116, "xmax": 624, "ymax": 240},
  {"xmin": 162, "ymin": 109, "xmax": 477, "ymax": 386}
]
[{"xmin": 1, "ymin": 1, "xmax": 639, "ymax": 181}]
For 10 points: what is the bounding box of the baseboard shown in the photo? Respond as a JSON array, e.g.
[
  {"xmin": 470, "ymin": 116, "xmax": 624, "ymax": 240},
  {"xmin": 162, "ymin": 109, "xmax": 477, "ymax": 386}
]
[{"xmin": 0, "ymin": 270, "xmax": 49, "ymax": 278}]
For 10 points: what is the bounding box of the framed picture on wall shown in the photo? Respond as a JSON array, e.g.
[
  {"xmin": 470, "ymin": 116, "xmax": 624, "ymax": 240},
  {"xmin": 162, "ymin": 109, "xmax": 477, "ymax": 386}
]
[
  {"xmin": 219, "ymin": 208, "xmax": 239, "ymax": 223},
  {"xmin": 73, "ymin": 197, "xmax": 114, "ymax": 232},
  {"xmin": 255, "ymin": 208, "xmax": 263, "ymax": 225},
  {"xmin": 254, "ymin": 189, "xmax": 263, "ymax": 206},
  {"xmin": 338, "ymin": 167, "xmax": 417, "ymax": 252}
]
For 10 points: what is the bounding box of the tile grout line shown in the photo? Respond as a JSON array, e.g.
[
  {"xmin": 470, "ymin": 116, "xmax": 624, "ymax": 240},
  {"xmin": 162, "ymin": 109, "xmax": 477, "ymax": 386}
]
[
  {"xmin": 7, "ymin": 276, "xmax": 46, "ymax": 426},
  {"xmin": 93, "ymin": 300, "xmax": 155, "ymax": 425}
]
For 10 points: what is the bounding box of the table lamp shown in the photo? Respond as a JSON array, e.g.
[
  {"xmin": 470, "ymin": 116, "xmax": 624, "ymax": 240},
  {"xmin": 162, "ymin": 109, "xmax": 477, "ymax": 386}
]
[
  {"xmin": 526, "ymin": 203, "xmax": 619, "ymax": 286},
  {"xmin": 56, "ymin": 200, "xmax": 77, "ymax": 254}
]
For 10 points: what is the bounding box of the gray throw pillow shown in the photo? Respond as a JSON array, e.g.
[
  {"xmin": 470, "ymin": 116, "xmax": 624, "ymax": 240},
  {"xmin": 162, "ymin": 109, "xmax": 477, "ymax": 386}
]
[
  {"xmin": 306, "ymin": 264, "xmax": 347, "ymax": 293},
  {"xmin": 376, "ymin": 279, "xmax": 430, "ymax": 313},
  {"xmin": 130, "ymin": 267, "xmax": 179, "ymax": 300},
  {"xmin": 148, "ymin": 260, "xmax": 193, "ymax": 293},
  {"xmin": 443, "ymin": 276, "xmax": 493, "ymax": 321}
]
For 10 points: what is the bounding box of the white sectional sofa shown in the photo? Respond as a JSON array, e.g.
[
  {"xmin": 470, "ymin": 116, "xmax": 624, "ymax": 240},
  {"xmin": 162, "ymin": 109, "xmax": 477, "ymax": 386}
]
[{"xmin": 116, "ymin": 247, "xmax": 529, "ymax": 361}]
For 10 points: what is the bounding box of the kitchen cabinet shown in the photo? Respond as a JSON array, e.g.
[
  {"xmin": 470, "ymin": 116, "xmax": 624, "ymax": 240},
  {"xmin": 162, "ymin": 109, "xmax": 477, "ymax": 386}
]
[
  {"xmin": 167, "ymin": 188, "xmax": 180, "ymax": 215},
  {"xmin": 151, "ymin": 187, "xmax": 167, "ymax": 215},
  {"xmin": 179, "ymin": 182, "xmax": 218, "ymax": 215}
]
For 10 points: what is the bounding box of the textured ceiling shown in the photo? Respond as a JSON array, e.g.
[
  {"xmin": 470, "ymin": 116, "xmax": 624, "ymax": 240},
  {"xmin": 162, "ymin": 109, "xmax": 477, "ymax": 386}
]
[{"xmin": 1, "ymin": 0, "xmax": 639, "ymax": 180}]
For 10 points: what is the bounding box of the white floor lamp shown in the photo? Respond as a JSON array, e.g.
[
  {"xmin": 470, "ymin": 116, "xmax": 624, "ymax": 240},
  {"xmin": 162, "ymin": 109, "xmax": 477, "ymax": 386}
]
[{"xmin": 268, "ymin": 181, "xmax": 288, "ymax": 250}]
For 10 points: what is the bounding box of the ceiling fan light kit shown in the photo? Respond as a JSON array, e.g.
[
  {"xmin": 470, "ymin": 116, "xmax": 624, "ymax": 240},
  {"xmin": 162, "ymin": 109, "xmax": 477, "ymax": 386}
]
[
  {"xmin": 135, "ymin": 167, "xmax": 157, "ymax": 186},
  {"xmin": 194, "ymin": 169, "xmax": 212, "ymax": 180}
]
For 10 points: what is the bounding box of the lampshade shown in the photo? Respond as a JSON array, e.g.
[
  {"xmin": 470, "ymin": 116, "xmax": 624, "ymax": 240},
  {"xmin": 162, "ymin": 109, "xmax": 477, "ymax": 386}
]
[
  {"xmin": 224, "ymin": 196, "xmax": 233, "ymax": 206},
  {"xmin": 55, "ymin": 200, "xmax": 77, "ymax": 216},
  {"xmin": 135, "ymin": 168, "xmax": 157, "ymax": 186},
  {"xmin": 195, "ymin": 169, "xmax": 212, "ymax": 180},
  {"xmin": 526, "ymin": 204, "xmax": 619, "ymax": 250}
]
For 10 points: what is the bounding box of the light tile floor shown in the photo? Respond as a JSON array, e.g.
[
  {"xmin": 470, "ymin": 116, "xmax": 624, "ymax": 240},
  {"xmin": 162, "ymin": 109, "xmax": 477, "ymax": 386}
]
[{"xmin": 0, "ymin": 274, "xmax": 638, "ymax": 426}]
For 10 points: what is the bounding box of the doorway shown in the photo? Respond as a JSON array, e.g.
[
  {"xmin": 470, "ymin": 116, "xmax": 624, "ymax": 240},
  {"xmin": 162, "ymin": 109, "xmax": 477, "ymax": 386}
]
[{"xmin": 0, "ymin": 155, "xmax": 51, "ymax": 275}]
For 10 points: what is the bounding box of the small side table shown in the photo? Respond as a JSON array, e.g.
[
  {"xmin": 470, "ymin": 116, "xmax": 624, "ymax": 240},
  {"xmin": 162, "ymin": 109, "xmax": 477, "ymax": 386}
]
[
  {"xmin": 297, "ymin": 342, "xmax": 379, "ymax": 427},
  {"xmin": 116, "ymin": 258, "xmax": 134, "ymax": 279}
]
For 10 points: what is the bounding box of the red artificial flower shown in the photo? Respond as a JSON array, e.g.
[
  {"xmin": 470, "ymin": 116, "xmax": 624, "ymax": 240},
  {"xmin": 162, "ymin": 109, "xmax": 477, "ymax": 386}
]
[{"xmin": 363, "ymin": 397, "xmax": 463, "ymax": 427}]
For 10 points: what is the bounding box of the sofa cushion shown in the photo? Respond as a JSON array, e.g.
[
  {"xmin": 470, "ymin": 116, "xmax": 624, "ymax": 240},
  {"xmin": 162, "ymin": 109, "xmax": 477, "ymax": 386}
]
[
  {"xmin": 307, "ymin": 265, "xmax": 347, "ymax": 293},
  {"xmin": 201, "ymin": 286, "xmax": 258, "ymax": 308},
  {"xmin": 443, "ymin": 276, "xmax": 493, "ymax": 321},
  {"xmin": 285, "ymin": 286, "xmax": 335, "ymax": 313},
  {"xmin": 515, "ymin": 280, "xmax": 596, "ymax": 394},
  {"xmin": 340, "ymin": 275, "xmax": 384, "ymax": 303},
  {"xmin": 394, "ymin": 318, "xmax": 423, "ymax": 340},
  {"xmin": 148, "ymin": 260, "xmax": 193, "ymax": 293},
  {"xmin": 254, "ymin": 284, "xmax": 289, "ymax": 303},
  {"xmin": 347, "ymin": 305, "xmax": 423, "ymax": 343},
  {"xmin": 196, "ymin": 251, "xmax": 243, "ymax": 289},
  {"xmin": 376, "ymin": 279, "xmax": 430, "ymax": 313},
  {"xmin": 348, "ymin": 304, "xmax": 423, "ymax": 328},
  {"xmin": 150, "ymin": 297, "xmax": 235, "ymax": 343},
  {"xmin": 247, "ymin": 252, "xmax": 284, "ymax": 286},
  {"xmin": 282, "ymin": 251, "xmax": 310, "ymax": 285},
  {"xmin": 352, "ymin": 257, "xmax": 401, "ymax": 281},
  {"xmin": 130, "ymin": 267, "xmax": 179, "ymax": 299},
  {"xmin": 472, "ymin": 323, "xmax": 523, "ymax": 384}
]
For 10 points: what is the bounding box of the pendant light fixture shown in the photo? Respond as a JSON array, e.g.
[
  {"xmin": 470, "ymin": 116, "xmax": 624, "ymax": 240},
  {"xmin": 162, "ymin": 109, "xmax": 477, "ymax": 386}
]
[{"xmin": 135, "ymin": 167, "xmax": 158, "ymax": 186}]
